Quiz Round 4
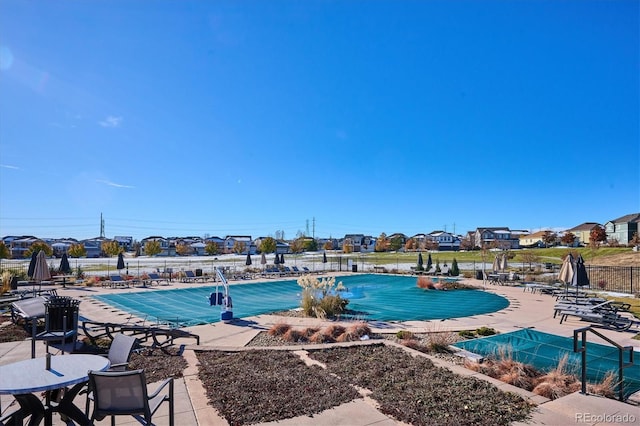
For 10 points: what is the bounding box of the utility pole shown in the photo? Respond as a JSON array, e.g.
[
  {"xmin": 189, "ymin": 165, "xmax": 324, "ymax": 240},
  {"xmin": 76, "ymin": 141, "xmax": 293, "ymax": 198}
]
[
  {"xmin": 100, "ymin": 213, "xmax": 105, "ymax": 237},
  {"xmin": 312, "ymin": 217, "xmax": 315, "ymax": 239}
]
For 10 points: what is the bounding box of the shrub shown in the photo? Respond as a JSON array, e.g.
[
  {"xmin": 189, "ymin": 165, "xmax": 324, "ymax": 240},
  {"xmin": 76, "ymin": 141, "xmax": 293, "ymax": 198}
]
[
  {"xmin": 476, "ymin": 327, "xmax": 497, "ymax": 336},
  {"xmin": 417, "ymin": 276, "xmax": 435, "ymax": 289},
  {"xmin": 400, "ymin": 339, "xmax": 422, "ymax": 350},
  {"xmin": 282, "ymin": 328, "xmax": 307, "ymax": 343},
  {"xmin": 323, "ymin": 325, "xmax": 346, "ymax": 338},
  {"xmin": 458, "ymin": 330, "xmax": 476, "ymax": 339},
  {"xmin": 346, "ymin": 322, "xmax": 371, "ymax": 338},
  {"xmin": 396, "ymin": 330, "xmax": 414, "ymax": 340},
  {"xmin": 302, "ymin": 327, "xmax": 320, "ymax": 338},
  {"xmin": 308, "ymin": 331, "xmax": 335, "ymax": 344},
  {"xmin": 268, "ymin": 322, "xmax": 291, "ymax": 337},
  {"xmin": 298, "ymin": 275, "xmax": 348, "ymax": 319}
]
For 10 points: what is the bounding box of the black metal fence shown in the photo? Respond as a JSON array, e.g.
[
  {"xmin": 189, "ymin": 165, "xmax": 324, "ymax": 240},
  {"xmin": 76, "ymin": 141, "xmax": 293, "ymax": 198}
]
[{"xmin": 584, "ymin": 266, "xmax": 638, "ymax": 294}]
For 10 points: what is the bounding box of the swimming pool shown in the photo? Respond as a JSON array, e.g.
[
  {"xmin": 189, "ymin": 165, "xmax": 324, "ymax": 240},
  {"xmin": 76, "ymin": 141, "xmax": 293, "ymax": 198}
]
[{"xmin": 93, "ymin": 274, "xmax": 509, "ymax": 326}]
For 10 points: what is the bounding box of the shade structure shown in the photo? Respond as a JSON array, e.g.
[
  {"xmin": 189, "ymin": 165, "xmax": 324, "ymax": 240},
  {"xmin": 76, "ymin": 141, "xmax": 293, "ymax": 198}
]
[
  {"xmin": 32, "ymin": 250, "xmax": 51, "ymax": 282},
  {"xmin": 417, "ymin": 252, "xmax": 424, "ymax": 270},
  {"xmin": 59, "ymin": 252, "xmax": 71, "ymax": 274},
  {"xmin": 27, "ymin": 251, "xmax": 38, "ymax": 278},
  {"xmin": 274, "ymin": 253, "xmax": 280, "ymax": 265},
  {"xmin": 500, "ymin": 253, "xmax": 508, "ymax": 271},
  {"xmin": 116, "ymin": 252, "xmax": 125, "ymax": 270},
  {"xmin": 280, "ymin": 253, "xmax": 285, "ymax": 264},
  {"xmin": 558, "ymin": 253, "xmax": 575, "ymax": 295},
  {"xmin": 245, "ymin": 253, "xmax": 252, "ymax": 266},
  {"xmin": 572, "ymin": 255, "xmax": 590, "ymax": 287},
  {"xmin": 492, "ymin": 255, "xmax": 501, "ymax": 273}
]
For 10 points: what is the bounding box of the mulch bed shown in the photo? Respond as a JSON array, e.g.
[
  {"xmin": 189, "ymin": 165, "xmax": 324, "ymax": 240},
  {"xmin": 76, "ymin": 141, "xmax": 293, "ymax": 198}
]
[{"xmin": 195, "ymin": 344, "xmax": 534, "ymax": 426}]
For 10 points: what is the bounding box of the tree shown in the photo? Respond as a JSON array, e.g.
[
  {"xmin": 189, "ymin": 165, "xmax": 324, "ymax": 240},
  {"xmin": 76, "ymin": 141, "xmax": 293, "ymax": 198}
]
[
  {"xmin": 589, "ymin": 225, "xmax": 607, "ymax": 247},
  {"xmin": 450, "ymin": 258, "xmax": 460, "ymax": 276},
  {"xmin": 0, "ymin": 241, "xmax": 10, "ymax": 259},
  {"xmin": 232, "ymin": 241, "xmax": 246, "ymax": 254},
  {"xmin": 205, "ymin": 242, "xmax": 219, "ymax": 255},
  {"xmin": 629, "ymin": 232, "xmax": 640, "ymax": 248},
  {"xmin": 342, "ymin": 239, "xmax": 353, "ymax": 254},
  {"xmin": 101, "ymin": 240, "xmax": 121, "ymax": 257},
  {"xmin": 375, "ymin": 233, "xmax": 389, "ymax": 252},
  {"xmin": 259, "ymin": 237, "xmax": 277, "ymax": 254},
  {"xmin": 176, "ymin": 243, "xmax": 191, "ymax": 256},
  {"xmin": 323, "ymin": 240, "xmax": 334, "ymax": 251},
  {"xmin": 389, "ymin": 236, "xmax": 403, "ymax": 252},
  {"xmin": 459, "ymin": 238, "xmax": 474, "ymax": 251},
  {"xmin": 560, "ymin": 232, "xmax": 576, "ymax": 246},
  {"xmin": 25, "ymin": 241, "xmax": 52, "ymax": 257},
  {"xmin": 303, "ymin": 239, "xmax": 318, "ymax": 252},
  {"xmin": 290, "ymin": 238, "xmax": 304, "ymax": 254},
  {"xmin": 520, "ymin": 251, "xmax": 540, "ymax": 272},
  {"xmin": 68, "ymin": 243, "xmax": 86, "ymax": 258},
  {"xmin": 541, "ymin": 231, "xmax": 557, "ymax": 248},
  {"xmin": 405, "ymin": 238, "xmax": 416, "ymax": 251},
  {"xmin": 144, "ymin": 241, "xmax": 162, "ymax": 257}
]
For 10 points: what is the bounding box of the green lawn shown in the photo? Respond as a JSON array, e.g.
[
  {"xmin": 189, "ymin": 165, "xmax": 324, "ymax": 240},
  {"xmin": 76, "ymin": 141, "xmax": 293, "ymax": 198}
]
[{"xmin": 318, "ymin": 247, "xmax": 633, "ymax": 269}]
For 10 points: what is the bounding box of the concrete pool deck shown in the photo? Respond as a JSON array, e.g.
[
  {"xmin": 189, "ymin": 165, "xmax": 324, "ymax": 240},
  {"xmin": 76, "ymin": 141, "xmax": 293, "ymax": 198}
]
[{"xmin": 1, "ymin": 275, "xmax": 639, "ymax": 425}]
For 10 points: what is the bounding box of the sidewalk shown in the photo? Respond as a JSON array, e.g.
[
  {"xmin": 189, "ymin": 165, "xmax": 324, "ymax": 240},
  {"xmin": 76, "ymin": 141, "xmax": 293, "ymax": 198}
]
[{"xmin": 1, "ymin": 278, "xmax": 638, "ymax": 425}]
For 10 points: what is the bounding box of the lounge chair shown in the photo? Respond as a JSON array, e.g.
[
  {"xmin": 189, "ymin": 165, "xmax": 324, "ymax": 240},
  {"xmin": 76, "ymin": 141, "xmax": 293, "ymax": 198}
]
[
  {"xmin": 556, "ymin": 300, "xmax": 636, "ymax": 331},
  {"xmin": 425, "ymin": 266, "xmax": 437, "ymax": 275},
  {"xmin": 438, "ymin": 266, "xmax": 450, "ymax": 276},
  {"xmin": 145, "ymin": 273, "xmax": 168, "ymax": 286},
  {"xmin": 181, "ymin": 270, "xmax": 206, "ymax": 283},
  {"xmin": 108, "ymin": 275, "xmax": 131, "ymax": 288}
]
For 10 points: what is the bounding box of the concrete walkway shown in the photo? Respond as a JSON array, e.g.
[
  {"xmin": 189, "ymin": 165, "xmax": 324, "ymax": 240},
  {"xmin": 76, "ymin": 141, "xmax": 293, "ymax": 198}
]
[{"xmin": 1, "ymin": 276, "xmax": 639, "ymax": 425}]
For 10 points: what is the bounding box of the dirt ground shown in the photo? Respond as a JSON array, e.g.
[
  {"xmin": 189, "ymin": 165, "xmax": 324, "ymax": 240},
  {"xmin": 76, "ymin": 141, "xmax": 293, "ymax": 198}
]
[{"xmin": 588, "ymin": 252, "xmax": 640, "ymax": 267}]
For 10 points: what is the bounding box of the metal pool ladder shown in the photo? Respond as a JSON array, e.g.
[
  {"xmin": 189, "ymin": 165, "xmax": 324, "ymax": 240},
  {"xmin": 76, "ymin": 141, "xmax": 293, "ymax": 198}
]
[{"xmin": 573, "ymin": 326, "xmax": 635, "ymax": 401}]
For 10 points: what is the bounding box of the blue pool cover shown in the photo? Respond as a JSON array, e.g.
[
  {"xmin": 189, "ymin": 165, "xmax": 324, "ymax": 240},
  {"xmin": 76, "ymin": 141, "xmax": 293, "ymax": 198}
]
[
  {"xmin": 454, "ymin": 329, "xmax": 640, "ymax": 398},
  {"xmin": 94, "ymin": 274, "xmax": 508, "ymax": 326}
]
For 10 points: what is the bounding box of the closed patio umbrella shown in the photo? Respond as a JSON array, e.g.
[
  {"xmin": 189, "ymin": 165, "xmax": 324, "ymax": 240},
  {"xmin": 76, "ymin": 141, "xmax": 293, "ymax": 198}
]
[
  {"xmin": 500, "ymin": 253, "xmax": 508, "ymax": 272},
  {"xmin": 116, "ymin": 252, "xmax": 125, "ymax": 271},
  {"xmin": 492, "ymin": 255, "xmax": 500, "ymax": 273},
  {"xmin": 280, "ymin": 253, "xmax": 285, "ymax": 264},
  {"xmin": 426, "ymin": 253, "xmax": 432, "ymax": 272},
  {"xmin": 261, "ymin": 252, "xmax": 267, "ymax": 271},
  {"xmin": 59, "ymin": 252, "xmax": 71, "ymax": 274},
  {"xmin": 274, "ymin": 252, "xmax": 280, "ymax": 266},
  {"xmin": 246, "ymin": 253, "xmax": 252, "ymax": 266},
  {"xmin": 417, "ymin": 252, "xmax": 424, "ymax": 271},
  {"xmin": 27, "ymin": 251, "xmax": 38, "ymax": 278},
  {"xmin": 32, "ymin": 250, "xmax": 51, "ymax": 294},
  {"xmin": 572, "ymin": 255, "xmax": 590, "ymax": 287},
  {"xmin": 323, "ymin": 252, "xmax": 327, "ymax": 264},
  {"xmin": 558, "ymin": 253, "xmax": 575, "ymax": 295}
]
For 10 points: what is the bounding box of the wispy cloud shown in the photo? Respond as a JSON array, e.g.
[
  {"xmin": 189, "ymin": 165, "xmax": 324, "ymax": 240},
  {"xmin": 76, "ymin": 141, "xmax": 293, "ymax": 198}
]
[
  {"xmin": 97, "ymin": 179, "xmax": 134, "ymax": 189},
  {"xmin": 99, "ymin": 116, "xmax": 123, "ymax": 128},
  {"xmin": 0, "ymin": 164, "xmax": 19, "ymax": 170}
]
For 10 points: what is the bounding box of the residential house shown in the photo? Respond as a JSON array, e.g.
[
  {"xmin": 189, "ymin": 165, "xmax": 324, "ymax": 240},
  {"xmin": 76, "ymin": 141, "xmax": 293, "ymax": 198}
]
[
  {"xmin": 565, "ymin": 222, "xmax": 601, "ymax": 246},
  {"xmin": 7, "ymin": 236, "xmax": 40, "ymax": 258},
  {"xmin": 113, "ymin": 236, "xmax": 133, "ymax": 252},
  {"xmin": 81, "ymin": 237, "xmax": 106, "ymax": 258},
  {"xmin": 140, "ymin": 236, "xmax": 175, "ymax": 256},
  {"xmin": 428, "ymin": 231, "xmax": 460, "ymax": 251},
  {"xmin": 519, "ymin": 231, "xmax": 547, "ymax": 248},
  {"xmin": 605, "ymin": 213, "xmax": 640, "ymax": 245},
  {"xmin": 204, "ymin": 236, "xmax": 225, "ymax": 254},
  {"xmin": 474, "ymin": 227, "xmax": 520, "ymax": 250},
  {"xmin": 275, "ymin": 240, "xmax": 290, "ymax": 255},
  {"xmin": 224, "ymin": 236, "xmax": 255, "ymax": 254}
]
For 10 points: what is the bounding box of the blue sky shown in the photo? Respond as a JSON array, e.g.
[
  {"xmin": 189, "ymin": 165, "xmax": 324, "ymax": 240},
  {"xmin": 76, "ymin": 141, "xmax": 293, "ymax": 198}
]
[{"xmin": 1, "ymin": 0, "xmax": 638, "ymax": 241}]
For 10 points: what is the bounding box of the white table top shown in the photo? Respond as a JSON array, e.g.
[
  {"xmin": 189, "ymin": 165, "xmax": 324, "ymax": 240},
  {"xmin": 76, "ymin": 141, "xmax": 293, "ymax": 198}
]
[{"xmin": 0, "ymin": 354, "xmax": 110, "ymax": 395}]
